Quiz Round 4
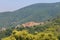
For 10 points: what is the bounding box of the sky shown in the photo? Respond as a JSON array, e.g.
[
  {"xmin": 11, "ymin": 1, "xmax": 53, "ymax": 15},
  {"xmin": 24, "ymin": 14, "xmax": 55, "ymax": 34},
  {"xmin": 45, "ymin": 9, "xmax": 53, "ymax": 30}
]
[{"xmin": 0, "ymin": 0, "xmax": 60, "ymax": 12}]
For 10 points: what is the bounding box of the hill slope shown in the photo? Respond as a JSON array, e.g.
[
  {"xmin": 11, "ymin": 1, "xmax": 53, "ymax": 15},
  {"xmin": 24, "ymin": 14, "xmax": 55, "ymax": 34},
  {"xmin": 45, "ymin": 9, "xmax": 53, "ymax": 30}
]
[{"xmin": 0, "ymin": 2, "xmax": 60, "ymax": 27}]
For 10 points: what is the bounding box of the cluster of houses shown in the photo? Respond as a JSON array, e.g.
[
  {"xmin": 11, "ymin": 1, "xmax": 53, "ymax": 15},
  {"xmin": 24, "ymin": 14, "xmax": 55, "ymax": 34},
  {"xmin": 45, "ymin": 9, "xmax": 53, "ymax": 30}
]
[
  {"xmin": 16, "ymin": 21, "xmax": 45, "ymax": 28},
  {"xmin": 22, "ymin": 21, "xmax": 44, "ymax": 27}
]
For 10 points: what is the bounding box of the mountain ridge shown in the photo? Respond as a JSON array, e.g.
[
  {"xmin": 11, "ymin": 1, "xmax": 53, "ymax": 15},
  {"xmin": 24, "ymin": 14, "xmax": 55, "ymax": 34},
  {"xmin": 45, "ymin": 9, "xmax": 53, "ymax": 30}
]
[{"xmin": 0, "ymin": 2, "xmax": 60, "ymax": 27}]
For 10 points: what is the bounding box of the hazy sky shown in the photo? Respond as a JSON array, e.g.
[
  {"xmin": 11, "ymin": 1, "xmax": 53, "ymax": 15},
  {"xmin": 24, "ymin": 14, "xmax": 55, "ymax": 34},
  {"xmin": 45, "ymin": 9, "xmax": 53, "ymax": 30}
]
[{"xmin": 0, "ymin": 0, "xmax": 60, "ymax": 12}]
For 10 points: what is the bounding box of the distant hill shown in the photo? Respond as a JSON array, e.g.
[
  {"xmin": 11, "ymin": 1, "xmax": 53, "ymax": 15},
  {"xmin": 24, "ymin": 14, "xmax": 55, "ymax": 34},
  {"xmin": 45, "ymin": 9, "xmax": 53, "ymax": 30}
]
[{"xmin": 0, "ymin": 2, "xmax": 60, "ymax": 27}]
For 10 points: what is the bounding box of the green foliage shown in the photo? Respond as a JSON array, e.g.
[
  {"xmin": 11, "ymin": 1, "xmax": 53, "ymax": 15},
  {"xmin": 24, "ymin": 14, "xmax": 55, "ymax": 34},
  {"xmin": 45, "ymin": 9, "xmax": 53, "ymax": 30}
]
[
  {"xmin": 16, "ymin": 24, "xmax": 50, "ymax": 34},
  {"xmin": 1, "ymin": 18, "xmax": 60, "ymax": 40},
  {"xmin": 1, "ymin": 30, "xmax": 59, "ymax": 40}
]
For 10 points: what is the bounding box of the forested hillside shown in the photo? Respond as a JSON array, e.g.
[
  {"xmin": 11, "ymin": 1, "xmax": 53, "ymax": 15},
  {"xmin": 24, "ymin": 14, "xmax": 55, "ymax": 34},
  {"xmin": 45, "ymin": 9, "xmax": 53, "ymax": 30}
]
[
  {"xmin": 0, "ymin": 17, "xmax": 60, "ymax": 40},
  {"xmin": 0, "ymin": 2, "xmax": 60, "ymax": 27}
]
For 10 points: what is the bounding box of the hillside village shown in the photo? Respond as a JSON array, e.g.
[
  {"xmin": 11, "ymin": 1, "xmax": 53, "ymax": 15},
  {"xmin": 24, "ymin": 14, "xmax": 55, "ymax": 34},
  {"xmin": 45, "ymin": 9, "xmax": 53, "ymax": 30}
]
[
  {"xmin": 0, "ymin": 21, "xmax": 47, "ymax": 32},
  {"xmin": 22, "ymin": 21, "xmax": 45, "ymax": 27},
  {"xmin": 15, "ymin": 21, "xmax": 46, "ymax": 28}
]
